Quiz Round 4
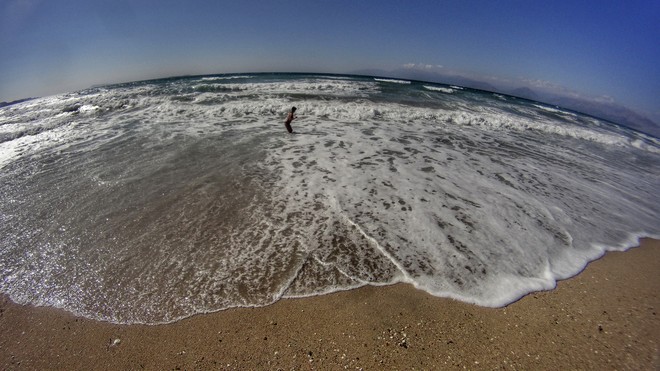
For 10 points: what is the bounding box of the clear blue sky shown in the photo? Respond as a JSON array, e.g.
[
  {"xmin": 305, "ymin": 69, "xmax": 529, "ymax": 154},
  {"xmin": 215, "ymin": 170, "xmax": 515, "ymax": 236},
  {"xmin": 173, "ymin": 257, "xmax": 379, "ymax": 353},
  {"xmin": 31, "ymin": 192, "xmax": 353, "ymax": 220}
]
[{"xmin": 1, "ymin": 0, "xmax": 658, "ymax": 121}]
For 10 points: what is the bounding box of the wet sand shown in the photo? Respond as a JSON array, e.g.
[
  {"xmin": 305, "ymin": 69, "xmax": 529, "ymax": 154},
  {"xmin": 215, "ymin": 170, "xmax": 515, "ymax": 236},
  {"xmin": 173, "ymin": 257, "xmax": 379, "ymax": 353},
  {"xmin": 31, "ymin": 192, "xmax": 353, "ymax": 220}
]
[{"xmin": 1, "ymin": 238, "xmax": 658, "ymax": 370}]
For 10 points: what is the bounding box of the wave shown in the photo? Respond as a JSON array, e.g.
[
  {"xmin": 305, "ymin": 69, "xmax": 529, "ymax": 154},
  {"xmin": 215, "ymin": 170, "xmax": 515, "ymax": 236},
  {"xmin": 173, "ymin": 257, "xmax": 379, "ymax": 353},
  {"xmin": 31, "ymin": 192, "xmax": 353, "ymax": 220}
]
[
  {"xmin": 374, "ymin": 78, "xmax": 411, "ymax": 84},
  {"xmin": 424, "ymin": 85, "xmax": 454, "ymax": 93},
  {"xmin": 2, "ymin": 83, "xmax": 655, "ymax": 170},
  {"xmin": 199, "ymin": 75, "xmax": 255, "ymax": 81},
  {"xmin": 534, "ymin": 104, "xmax": 577, "ymax": 117},
  {"xmin": 1, "ymin": 74, "xmax": 658, "ymax": 324}
]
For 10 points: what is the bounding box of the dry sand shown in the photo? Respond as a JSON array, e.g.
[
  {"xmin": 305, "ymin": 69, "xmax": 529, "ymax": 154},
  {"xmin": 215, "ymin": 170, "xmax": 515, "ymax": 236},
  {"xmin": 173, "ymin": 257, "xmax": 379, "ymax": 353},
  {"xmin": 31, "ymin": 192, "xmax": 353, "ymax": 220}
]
[{"xmin": 1, "ymin": 239, "xmax": 658, "ymax": 370}]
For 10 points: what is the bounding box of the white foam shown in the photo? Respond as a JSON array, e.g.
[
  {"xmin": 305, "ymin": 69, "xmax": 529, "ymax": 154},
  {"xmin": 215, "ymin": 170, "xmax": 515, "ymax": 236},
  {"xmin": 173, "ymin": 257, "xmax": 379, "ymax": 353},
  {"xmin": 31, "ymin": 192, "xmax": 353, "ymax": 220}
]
[
  {"xmin": 255, "ymin": 80, "xmax": 659, "ymax": 308},
  {"xmin": 424, "ymin": 85, "xmax": 454, "ymax": 93},
  {"xmin": 0, "ymin": 75, "xmax": 657, "ymax": 324},
  {"xmin": 200, "ymin": 75, "xmax": 254, "ymax": 81},
  {"xmin": 374, "ymin": 78, "xmax": 411, "ymax": 84},
  {"xmin": 78, "ymin": 104, "xmax": 100, "ymax": 113},
  {"xmin": 205, "ymin": 79, "xmax": 381, "ymax": 98},
  {"xmin": 534, "ymin": 104, "xmax": 576, "ymax": 117},
  {"xmin": 263, "ymin": 112, "xmax": 658, "ymax": 306},
  {"xmin": 632, "ymin": 140, "xmax": 660, "ymax": 154}
]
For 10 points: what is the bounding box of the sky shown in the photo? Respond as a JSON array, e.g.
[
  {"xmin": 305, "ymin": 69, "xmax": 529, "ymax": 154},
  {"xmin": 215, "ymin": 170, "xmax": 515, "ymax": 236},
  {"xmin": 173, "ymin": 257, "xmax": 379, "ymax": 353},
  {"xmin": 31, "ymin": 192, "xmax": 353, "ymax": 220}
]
[{"xmin": 1, "ymin": 0, "xmax": 659, "ymax": 122}]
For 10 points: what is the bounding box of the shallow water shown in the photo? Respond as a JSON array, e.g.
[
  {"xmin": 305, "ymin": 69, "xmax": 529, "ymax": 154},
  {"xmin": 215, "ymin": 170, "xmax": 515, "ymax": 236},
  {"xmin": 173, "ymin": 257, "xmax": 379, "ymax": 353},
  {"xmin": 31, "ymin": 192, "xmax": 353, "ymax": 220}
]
[{"xmin": 1, "ymin": 74, "xmax": 658, "ymax": 324}]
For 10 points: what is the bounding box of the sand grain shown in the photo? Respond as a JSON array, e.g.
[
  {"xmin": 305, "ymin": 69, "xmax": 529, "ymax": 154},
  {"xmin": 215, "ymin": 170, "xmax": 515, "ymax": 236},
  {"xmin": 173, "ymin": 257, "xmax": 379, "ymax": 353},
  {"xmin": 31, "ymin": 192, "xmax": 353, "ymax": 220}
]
[{"xmin": 1, "ymin": 239, "xmax": 658, "ymax": 369}]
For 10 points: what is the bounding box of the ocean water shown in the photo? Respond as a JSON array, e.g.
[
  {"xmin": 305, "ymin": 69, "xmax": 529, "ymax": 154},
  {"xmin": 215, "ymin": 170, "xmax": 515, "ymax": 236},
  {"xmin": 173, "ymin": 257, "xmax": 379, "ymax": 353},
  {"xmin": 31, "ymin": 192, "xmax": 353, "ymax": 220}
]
[{"xmin": 0, "ymin": 73, "xmax": 658, "ymax": 324}]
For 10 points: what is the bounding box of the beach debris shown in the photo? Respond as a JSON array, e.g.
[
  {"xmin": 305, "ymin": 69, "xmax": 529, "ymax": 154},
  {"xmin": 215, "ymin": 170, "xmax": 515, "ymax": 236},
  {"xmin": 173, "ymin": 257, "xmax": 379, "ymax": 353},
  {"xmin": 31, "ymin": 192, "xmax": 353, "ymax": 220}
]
[
  {"xmin": 107, "ymin": 338, "xmax": 121, "ymax": 350},
  {"xmin": 382, "ymin": 327, "xmax": 410, "ymax": 349}
]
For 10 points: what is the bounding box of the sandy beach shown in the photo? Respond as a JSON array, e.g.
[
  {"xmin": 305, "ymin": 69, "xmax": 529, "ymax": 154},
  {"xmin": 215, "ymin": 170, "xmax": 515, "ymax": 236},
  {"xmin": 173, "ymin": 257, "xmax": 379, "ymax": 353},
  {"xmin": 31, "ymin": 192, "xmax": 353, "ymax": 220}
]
[{"xmin": 1, "ymin": 238, "xmax": 658, "ymax": 370}]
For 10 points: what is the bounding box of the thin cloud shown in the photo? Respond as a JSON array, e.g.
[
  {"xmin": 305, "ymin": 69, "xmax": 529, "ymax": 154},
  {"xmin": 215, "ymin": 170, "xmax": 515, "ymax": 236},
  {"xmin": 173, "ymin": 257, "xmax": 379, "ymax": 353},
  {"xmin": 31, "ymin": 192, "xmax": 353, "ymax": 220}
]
[{"xmin": 403, "ymin": 63, "xmax": 442, "ymax": 70}]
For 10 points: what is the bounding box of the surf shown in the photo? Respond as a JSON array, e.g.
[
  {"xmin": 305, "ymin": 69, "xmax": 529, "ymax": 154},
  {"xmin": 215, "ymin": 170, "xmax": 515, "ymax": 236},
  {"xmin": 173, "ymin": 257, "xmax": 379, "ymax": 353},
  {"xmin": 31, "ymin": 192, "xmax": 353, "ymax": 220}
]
[{"xmin": 0, "ymin": 73, "xmax": 658, "ymax": 324}]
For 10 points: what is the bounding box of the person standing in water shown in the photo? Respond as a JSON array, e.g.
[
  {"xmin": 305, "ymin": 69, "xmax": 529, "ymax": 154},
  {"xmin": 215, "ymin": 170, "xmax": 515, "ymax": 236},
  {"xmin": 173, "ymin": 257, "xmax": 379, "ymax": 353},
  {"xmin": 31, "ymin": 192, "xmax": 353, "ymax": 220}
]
[{"xmin": 284, "ymin": 106, "xmax": 297, "ymax": 133}]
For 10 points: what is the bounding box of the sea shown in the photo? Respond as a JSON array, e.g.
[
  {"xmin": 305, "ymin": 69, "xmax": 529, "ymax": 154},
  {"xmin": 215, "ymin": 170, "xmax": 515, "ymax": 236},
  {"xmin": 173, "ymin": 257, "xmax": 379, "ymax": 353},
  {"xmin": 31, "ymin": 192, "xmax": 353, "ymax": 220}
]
[{"xmin": 1, "ymin": 73, "xmax": 658, "ymax": 324}]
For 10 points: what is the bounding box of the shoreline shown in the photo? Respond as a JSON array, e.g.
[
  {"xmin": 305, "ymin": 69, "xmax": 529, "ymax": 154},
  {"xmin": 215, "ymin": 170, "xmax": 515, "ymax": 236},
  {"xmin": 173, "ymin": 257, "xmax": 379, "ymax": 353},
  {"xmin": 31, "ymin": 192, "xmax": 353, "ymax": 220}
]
[{"xmin": 1, "ymin": 238, "xmax": 658, "ymax": 369}]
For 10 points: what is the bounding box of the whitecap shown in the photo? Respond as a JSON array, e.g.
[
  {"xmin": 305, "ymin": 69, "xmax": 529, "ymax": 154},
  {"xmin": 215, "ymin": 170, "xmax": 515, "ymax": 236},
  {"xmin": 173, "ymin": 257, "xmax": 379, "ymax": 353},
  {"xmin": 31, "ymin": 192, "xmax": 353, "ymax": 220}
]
[
  {"xmin": 374, "ymin": 78, "xmax": 411, "ymax": 84},
  {"xmin": 424, "ymin": 85, "xmax": 454, "ymax": 93}
]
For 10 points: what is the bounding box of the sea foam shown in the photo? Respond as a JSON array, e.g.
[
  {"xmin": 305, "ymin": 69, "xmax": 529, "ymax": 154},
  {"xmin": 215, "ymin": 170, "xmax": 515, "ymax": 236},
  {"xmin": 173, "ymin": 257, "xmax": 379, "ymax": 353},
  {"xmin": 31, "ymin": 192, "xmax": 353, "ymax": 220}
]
[
  {"xmin": 0, "ymin": 74, "xmax": 657, "ymax": 324},
  {"xmin": 424, "ymin": 85, "xmax": 454, "ymax": 93},
  {"xmin": 374, "ymin": 78, "xmax": 411, "ymax": 84}
]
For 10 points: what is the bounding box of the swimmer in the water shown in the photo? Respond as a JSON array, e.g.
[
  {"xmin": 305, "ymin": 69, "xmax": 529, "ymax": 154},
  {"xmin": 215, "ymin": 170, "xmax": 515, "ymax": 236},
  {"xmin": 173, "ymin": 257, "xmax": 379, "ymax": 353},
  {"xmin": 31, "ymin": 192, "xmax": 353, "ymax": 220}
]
[{"xmin": 284, "ymin": 106, "xmax": 297, "ymax": 133}]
